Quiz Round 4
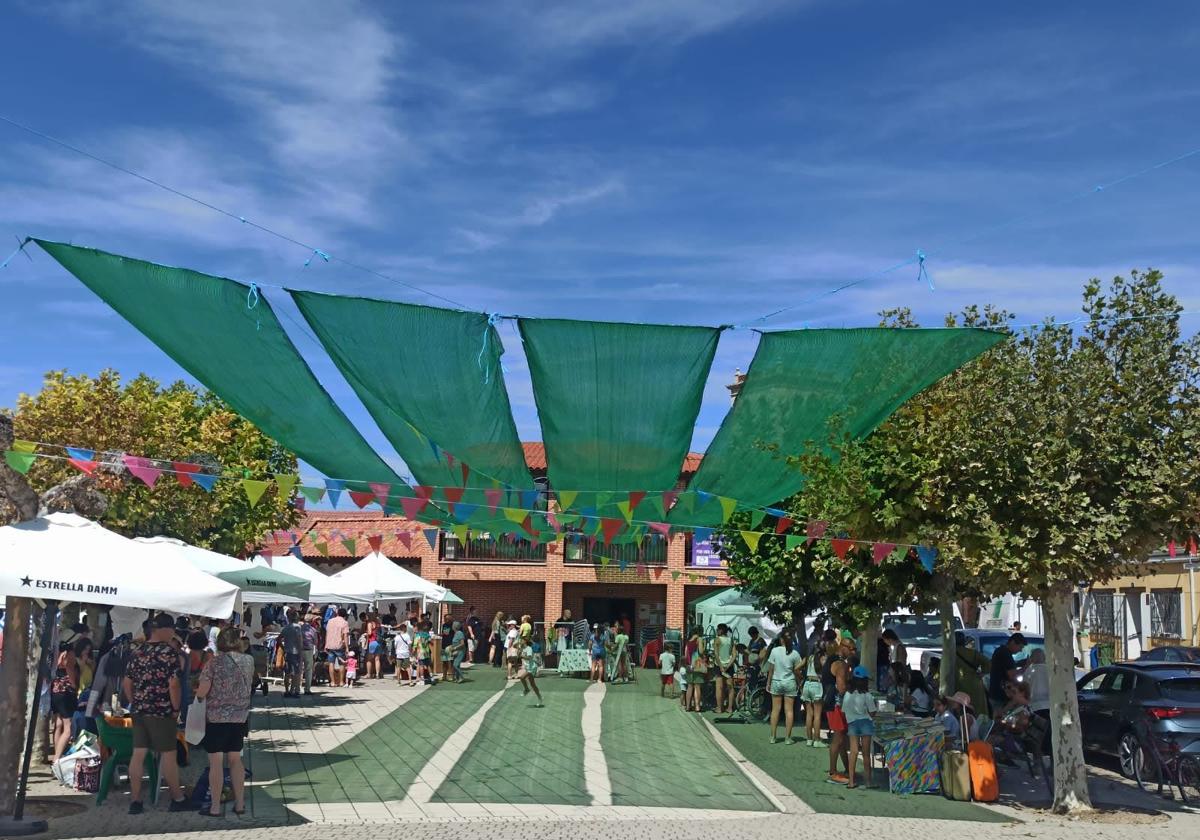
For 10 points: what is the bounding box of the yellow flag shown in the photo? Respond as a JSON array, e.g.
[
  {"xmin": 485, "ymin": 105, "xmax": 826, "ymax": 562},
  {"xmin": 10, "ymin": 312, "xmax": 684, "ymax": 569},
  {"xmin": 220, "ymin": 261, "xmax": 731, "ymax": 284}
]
[
  {"xmin": 557, "ymin": 489, "xmax": 579, "ymax": 510},
  {"xmin": 615, "ymin": 500, "xmax": 634, "ymax": 524},
  {"xmin": 274, "ymin": 474, "xmax": 299, "ymax": 499},
  {"xmin": 718, "ymin": 496, "xmax": 737, "ymax": 522},
  {"xmin": 241, "ymin": 479, "xmax": 271, "ymax": 507},
  {"xmin": 502, "ymin": 507, "xmax": 526, "ymax": 524},
  {"xmin": 741, "ymin": 531, "xmax": 762, "ymax": 552}
]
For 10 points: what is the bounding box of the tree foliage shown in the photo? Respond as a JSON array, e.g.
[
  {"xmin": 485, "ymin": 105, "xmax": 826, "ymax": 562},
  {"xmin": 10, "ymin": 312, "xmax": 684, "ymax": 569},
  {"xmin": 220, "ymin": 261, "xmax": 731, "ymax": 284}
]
[{"xmin": 6, "ymin": 370, "xmax": 299, "ymax": 554}]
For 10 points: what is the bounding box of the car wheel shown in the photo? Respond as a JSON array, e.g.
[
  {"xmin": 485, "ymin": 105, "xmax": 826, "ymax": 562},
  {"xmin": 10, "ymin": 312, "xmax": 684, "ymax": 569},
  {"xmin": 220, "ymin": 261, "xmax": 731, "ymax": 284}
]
[{"xmin": 1118, "ymin": 731, "xmax": 1139, "ymax": 778}]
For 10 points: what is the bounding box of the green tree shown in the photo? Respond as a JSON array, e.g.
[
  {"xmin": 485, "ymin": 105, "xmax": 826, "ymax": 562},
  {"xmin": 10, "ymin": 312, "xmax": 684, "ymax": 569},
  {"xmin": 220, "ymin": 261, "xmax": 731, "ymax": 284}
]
[
  {"xmin": 8, "ymin": 370, "xmax": 299, "ymax": 553},
  {"xmin": 934, "ymin": 271, "xmax": 1200, "ymax": 812}
]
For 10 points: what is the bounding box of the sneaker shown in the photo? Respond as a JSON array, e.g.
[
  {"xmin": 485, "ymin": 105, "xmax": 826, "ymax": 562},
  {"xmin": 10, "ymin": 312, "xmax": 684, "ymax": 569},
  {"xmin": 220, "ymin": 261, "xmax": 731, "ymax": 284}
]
[
  {"xmin": 769, "ymin": 736, "xmax": 780, "ymax": 745},
  {"xmin": 168, "ymin": 798, "xmax": 192, "ymax": 812},
  {"xmin": 128, "ymin": 801, "xmax": 144, "ymax": 815},
  {"xmin": 523, "ymin": 686, "xmax": 530, "ymax": 696},
  {"xmin": 535, "ymin": 701, "xmax": 544, "ymax": 708},
  {"xmin": 827, "ymin": 774, "xmax": 849, "ymax": 785},
  {"xmin": 786, "ymin": 737, "xmax": 800, "ymax": 745}
]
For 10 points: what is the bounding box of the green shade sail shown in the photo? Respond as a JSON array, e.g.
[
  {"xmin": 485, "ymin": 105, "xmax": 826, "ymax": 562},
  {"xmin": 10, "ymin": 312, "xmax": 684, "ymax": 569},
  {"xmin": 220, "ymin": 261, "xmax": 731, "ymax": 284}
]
[
  {"xmin": 519, "ymin": 317, "xmax": 721, "ymax": 492},
  {"xmin": 673, "ymin": 327, "xmax": 1007, "ymax": 525},
  {"xmin": 35, "ymin": 240, "xmax": 405, "ymax": 489},
  {"xmin": 291, "ymin": 291, "xmax": 533, "ymax": 490}
]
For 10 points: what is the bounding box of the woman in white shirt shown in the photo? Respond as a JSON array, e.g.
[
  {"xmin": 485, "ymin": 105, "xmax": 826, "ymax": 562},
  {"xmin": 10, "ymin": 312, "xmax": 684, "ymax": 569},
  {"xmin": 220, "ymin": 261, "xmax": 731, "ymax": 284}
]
[
  {"xmin": 841, "ymin": 666, "xmax": 878, "ymax": 789},
  {"xmin": 764, "ymin": 631, "xmax": 804, "ymax": 745}
]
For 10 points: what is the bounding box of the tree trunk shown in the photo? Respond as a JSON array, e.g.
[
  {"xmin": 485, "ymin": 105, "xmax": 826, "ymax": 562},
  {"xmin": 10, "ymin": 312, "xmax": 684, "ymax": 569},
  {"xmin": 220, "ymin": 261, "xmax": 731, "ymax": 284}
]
[
  {"xmin": 28, "ymin": 604, "xmax": 49, "ymax": 765},
  {"xmin": 935, "ymin": 573, "xmax": 957, "ymax": 695},
  {"xmin": 1044, "ymin": 583, "xmax": 1093, "ymax": 813},
  {"xmin": 0, "ymin": 598, "xmax": 32, "ymax": 817},
  {"xmin": 860, "ymin": 612, "xmax": 881, "ymax": 691}
]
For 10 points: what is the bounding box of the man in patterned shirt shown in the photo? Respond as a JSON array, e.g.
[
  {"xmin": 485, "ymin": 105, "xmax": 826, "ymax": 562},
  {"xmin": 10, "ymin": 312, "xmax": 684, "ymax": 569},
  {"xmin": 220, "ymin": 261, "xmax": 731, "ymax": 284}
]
[{"xmin": 123, "ymin": 612, "xmax": 189, "ymax": 814}]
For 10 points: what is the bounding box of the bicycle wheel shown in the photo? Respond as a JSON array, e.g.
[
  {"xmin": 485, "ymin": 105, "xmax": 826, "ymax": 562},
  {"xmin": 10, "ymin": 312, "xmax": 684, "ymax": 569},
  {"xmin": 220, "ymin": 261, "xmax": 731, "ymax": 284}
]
[
  {"xmin": 1133, "ymin": 742, "xmax": 1159, "ymax": 794},
  {"xmin": 1176, "ymin": 755, "xmax": 1200, "ymax": 804},
  {"xmin": 750, "ymin": 688, "xmax": 771, "ymax": 722}
]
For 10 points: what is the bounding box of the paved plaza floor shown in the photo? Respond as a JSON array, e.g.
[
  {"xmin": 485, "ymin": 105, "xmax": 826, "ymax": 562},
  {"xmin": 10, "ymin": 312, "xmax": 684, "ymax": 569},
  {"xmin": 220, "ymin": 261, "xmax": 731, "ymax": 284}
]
[{"xmin": 24, "ymin": 664, "xmax": 1200, "ymax": 839}]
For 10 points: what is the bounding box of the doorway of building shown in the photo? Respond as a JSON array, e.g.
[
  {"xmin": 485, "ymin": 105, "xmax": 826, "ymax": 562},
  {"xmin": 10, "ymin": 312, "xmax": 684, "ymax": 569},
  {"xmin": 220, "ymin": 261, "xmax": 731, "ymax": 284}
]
[{"xmin": 583, "ymin": 597, "xmax": 636, "ymax": 636}]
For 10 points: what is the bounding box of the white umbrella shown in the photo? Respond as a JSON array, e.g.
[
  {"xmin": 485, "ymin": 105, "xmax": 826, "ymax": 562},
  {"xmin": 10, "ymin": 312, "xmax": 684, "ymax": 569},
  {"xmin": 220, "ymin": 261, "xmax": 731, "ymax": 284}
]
[
  {"xmin": 250, "ymin": 553, "xmax": 369, "ymax": 604},
  {"xmin": 0, "ymin": 512, "xmax": 238, "ymax": 618},
  {"xmin": 136, "ymin": 537, "xmax": 311, "ymax": 603},
  {"xmin": 330, "ymin": 551, "xmax": 446, "ymax": 602}
]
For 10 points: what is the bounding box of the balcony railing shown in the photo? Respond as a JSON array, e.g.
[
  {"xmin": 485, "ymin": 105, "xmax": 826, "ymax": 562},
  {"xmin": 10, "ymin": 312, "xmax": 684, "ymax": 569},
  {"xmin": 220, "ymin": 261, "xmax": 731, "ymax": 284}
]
[
  {"xmin": 563, "ymin": 535, "xmax": 669, "ymax": 567},
  {"xmin": 440, "ymin": 535, "xmax": 547, "ymax": 563}
]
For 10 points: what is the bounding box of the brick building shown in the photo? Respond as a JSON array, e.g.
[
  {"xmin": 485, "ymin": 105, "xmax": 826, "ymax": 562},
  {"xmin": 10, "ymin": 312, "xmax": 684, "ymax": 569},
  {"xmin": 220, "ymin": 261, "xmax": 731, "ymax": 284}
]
[{"xmin": 261, "ymin": 444, "xmax": 733, "ymax": 634}]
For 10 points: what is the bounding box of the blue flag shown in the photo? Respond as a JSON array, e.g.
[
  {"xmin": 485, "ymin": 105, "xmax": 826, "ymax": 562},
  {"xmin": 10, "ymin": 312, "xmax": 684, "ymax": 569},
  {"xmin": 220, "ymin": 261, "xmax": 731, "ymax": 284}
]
[
  {"xmin": 324, "ymin": 478, "xmax": 345, "ymax": 508},
  {"xmin": 917, "ymin": 545, "xmax": 938, "ymax": 573},
  {"xmin": 192, "ymin": 473, "xmax": 218, "ymax": 493}
]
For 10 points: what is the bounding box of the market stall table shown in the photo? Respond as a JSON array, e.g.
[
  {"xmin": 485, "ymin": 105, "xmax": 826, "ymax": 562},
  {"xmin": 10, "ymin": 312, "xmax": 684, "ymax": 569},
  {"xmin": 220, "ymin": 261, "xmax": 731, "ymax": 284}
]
[
  {"xmin": 556, "ymin": 648, "xmax": 591, "ymax": 674},
  {"xmin": 872, "ymin": 711, "xmax": 945, "ymax": 794}
]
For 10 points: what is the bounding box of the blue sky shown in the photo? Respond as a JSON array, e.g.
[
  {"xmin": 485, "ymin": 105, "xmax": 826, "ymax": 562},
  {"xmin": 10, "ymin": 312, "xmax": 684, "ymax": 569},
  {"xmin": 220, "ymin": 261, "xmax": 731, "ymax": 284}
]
[{"xmin": 2, "ymin": 1, "xmax": 1199, "ymax": 484}]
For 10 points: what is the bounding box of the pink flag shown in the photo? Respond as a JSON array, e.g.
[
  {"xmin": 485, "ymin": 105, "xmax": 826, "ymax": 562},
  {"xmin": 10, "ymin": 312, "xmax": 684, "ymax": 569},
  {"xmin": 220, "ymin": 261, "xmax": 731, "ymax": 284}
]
[
  {"xmin": 367, "ymin": 534, "xmax": 383, "ymax": 553},
  {"xmin": 400, "ymin": 496, "xmax": 426, "ymax": 519},
  {"xmin": 369, "ymin": 482, "xmax": 391, "ymax": 507},
  {"xmin": 872, "ymin": 542, "xmax": 896, "ymax": 565},
  {"xmin": 661, "ymin": 490, "xmax": 679, "ymax": 511},
  {"xmin": 123, "ymin": 454, "xmax": 162, "ymax": 488},
  {"xmin": 484, "ymin": 488, "xmax": 502, "ymax": 513},
  {"xmin": 806, "ymin": 520, "xmax": 828, "ymax": 546},
  {"xmin": 628, "ymin": 490, "xmax": 646, "ymax": 511},
  {"xmin": 649, "ymin": 522, "xmax": 671, "ymax": 537},
  {"xmin": 348, "ymin": 490, "xmax": 375, "ymax": 509},
  {"xmin": 398, "ymin": 532, "xmax": 412, "ymax": 550}
]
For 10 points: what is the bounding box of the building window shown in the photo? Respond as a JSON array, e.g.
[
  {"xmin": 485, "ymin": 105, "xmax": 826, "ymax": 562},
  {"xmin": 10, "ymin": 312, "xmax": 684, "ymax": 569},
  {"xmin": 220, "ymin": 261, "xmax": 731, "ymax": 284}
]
[
  {"xmin": 1150, "ymin": 589, "xmax": 1183, "ymax": 639},
  {"xmin": 440, "ymin": 533, "xmax": 546, "ymax": 563},
  {"xmin": 565, "ymin": 534, "xmax": 669, "ymax": 566},
  {"xmin": 1086, "ymin": 590, "xmax": 1117, "ymax": 636}
]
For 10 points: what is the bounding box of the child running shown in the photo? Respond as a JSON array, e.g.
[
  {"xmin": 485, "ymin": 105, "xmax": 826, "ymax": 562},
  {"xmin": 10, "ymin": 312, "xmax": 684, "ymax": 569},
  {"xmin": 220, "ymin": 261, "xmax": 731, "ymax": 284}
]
[{"xmin": 518, "ymin": 639, "xmax": 544, "ymax": 707}]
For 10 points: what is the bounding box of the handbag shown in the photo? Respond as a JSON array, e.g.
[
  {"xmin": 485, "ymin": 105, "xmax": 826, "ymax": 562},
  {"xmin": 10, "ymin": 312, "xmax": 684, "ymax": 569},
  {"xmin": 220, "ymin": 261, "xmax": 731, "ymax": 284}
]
[
  {"xmin": 73, "ymin": 755, "xmax": 101, "ymax": 793},
  {"xmin": 185, "ymin": 698, "xmax": 206, "ymax": 745},
  {"xmin": 826, "ymin": 704, "xmax": 848, "ymax": 733}
]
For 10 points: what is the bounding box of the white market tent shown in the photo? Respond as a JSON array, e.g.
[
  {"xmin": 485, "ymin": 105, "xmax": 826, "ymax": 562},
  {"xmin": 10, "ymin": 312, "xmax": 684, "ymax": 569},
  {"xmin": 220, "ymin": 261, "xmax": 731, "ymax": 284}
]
[
  {"xmin": 0, "ymin": 512, "xmax": 238, "ymax": 618},
  {"xmin": 329, "ymin": 551, "xmax": 447, "ymax": 603},
  {"xmin": 136, "ymin": 536, "xmax": 311, "ymax": 603},
  {"xmin": 250, "ymin": 552, "xmax": 369, "ymax": 604}
]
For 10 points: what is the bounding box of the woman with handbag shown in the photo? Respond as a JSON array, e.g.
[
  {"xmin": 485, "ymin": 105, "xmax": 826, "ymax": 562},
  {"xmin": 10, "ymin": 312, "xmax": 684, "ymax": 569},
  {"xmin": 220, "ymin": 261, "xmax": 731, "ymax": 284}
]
[{"xmin": 195, "ymin": 627, "xmax": 254, "ymax": 817}]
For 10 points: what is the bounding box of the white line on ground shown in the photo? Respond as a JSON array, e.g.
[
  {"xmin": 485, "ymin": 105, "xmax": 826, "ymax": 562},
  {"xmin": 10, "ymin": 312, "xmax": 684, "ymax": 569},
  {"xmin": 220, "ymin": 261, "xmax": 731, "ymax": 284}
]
[
  {"xmin": 701, "ymin": 716, "xmax": 812, "ymax": 814},
  {"xmin": 408, "ymin": 681, "xmax": 513, "ymax": 804},
  {"xmin": 582, "ymin": 681, "xmax": 613, "ymax": 806}
]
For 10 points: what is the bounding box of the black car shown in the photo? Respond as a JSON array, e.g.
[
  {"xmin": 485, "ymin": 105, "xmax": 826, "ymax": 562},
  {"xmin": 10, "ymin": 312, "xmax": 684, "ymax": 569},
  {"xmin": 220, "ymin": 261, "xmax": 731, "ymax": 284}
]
[
  {"xmin": 1138, "ymin": 646, "xmax": 1200, "ymax": 664},
  {"xmin": 1076, "ymin": 662, "xmax": 1200, "ymax": 776}
]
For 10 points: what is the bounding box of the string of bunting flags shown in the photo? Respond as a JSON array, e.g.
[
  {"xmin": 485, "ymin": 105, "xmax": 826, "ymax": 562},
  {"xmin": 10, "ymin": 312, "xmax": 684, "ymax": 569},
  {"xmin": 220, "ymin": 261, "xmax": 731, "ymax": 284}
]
[{"xmin": 4, "ymin": 438, "xmax": 940, "ymax": 573}]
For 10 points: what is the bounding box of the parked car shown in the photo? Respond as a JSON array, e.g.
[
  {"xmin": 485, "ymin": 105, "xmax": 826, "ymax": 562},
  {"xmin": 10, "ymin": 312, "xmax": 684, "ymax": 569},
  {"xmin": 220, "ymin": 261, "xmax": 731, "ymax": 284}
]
[
  {"xmin": 1075, "ymin": 662, "xmax": 1200, "ymax": 776},
  {"xmin": 917, "ymin": 629, "xmax": 1051, "ymax": 685},
  {"xmin": 1137, "ymin": 646, "xmax": 1200, "ymax": 664},
  {"xmin": 883, "ymin": 609, "xmax": 964, "ymax": 671}
]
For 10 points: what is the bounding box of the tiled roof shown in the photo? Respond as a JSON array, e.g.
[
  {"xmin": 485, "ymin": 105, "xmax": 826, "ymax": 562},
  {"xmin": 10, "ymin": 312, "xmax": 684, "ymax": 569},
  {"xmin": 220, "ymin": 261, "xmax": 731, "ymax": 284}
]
[{"xmin": 521, "ymin": 442, "xmax": 702, "ymax": 479}]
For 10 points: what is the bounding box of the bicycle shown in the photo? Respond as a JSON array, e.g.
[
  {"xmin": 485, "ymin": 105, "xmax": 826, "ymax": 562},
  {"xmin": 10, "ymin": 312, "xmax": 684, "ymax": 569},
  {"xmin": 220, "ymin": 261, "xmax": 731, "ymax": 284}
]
[{"xmin": 1131, "ymin": 717, "xmax": 1200, "ymax": 802}]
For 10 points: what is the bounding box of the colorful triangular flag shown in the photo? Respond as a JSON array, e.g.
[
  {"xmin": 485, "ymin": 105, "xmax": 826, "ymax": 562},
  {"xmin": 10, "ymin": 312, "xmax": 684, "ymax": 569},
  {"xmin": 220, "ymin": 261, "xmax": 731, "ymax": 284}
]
[
  {"xmin": 314, "ymin": 541, "xmax": 329, "ymax": 557},
  {"xmin": 340, "ymin": 538, "xmax": 357, "ymax": 556},
  {"xmin": 369, "ymin": 481, "xmax": 391, "ymax": 508},
  {"xmin": 557, "ymin": 489, "xmax": 578, "ymax": 510},
  {"xmin": 324, "ymin": 478, "xmax": 345, "ymax": 508},
  {"xmin": 662, "ymin": 490, "xmax": 679, "ymax": 511},
  {"xmin": 400, "ymin": 496, "xmax": 426, "ymax": 519},
  {"xmin": 775, "ymin": 516, "xmax": 794, "ymax": 534},
  {"xmin": 173, "ymin": 461, "xmax": 200, "ymax": 487},
  {"xmin": 398, "ymin": 532, "xmax": 412, "ymax": 550},
  {"xmin": 11, "ymin": 440, "xmax": 36, "ymax": 453},
  {"xmin": 615, "ymin": 500, "xmax": 633, "ymax": 524},
  {"xmin": 192, "ymin": 472, "xmax": 218, "ymax": 493},
  {"xmin": 348, "ymin": 490, "xmax": 375, "ymax": 509},
  {"xmin": 3, "ymin": 450, "xmax": 35, "ymax": 474},
  {"xmin": 502, "ymin": 507, "xmax": 526, "ymax": 524},
  {"xmin": 830, "ymin": 538, "xmax": 854, "ymax": 561},
  {"xmin": 628, "ymin": 490, "xmax": 646, "ymax": 511},
  {"xmin": 748, "ymin": 509, "xmax": 766, "ymax": 530},
  {"xmin": 601, "ymin": 518, "xmax": 624, "ymax": 544},
  {"xmin": 484, "ymin": 488, "xmax": 502, "ymax": 514},
  {"xmin": 367, "ymin": 534, "xmax": 383, "ymax": 553},
  {"xmin": 785, "ymin": 535, "xmax": 803, "ymax": 551},
  {"xmin": 649, "ymin": 522, "xmax": 671, "ymax": 537},
  {"xmin": 806, "ymin": 520, "xmax": 828, "ymax": 546},
  {"xmin": 298, "ymin": 485, "xmax": 326, "ymax": 504},
  {"xmin": 872, "ymin": 542, "xmax": 897, "ymax": 565},
  {"xmin": 123, "ymin": 454, "xmax": 161, "ymax": 487},
  {"xmin": 718, "ymin": 497, "xmax": 737, "ymax": 523},
  {"xmin": 423, "ymin": 529, "xmax": 439, "ymax": 551},
  {"xmin": 274, "ymin": 474, "xmax": 299, "ymax": 499},
  {"xmin": 671, "ymin": 570, "xmax": 681, "ymax": 580},
  {"xmin": 66, "ymin": 447, "xmax": 98, "ymax": 475},
  {"xmin": 917, "ymin": 545, "xmax": 938, "ymax": 573},
  {"xmin": 242, "ymin": 479, "xmax": 271, "ymax": 507},
  {"xmin": 741, "ymin": 531, "xmax": 763, "ymax": 552}
]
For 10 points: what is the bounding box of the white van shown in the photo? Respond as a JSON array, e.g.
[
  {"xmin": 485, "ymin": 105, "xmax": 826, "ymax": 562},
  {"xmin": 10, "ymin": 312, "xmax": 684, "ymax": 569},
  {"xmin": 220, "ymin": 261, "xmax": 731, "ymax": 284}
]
[{"xmin": 882, "ymin": 607, "xmax": 964, "ymax": 671}]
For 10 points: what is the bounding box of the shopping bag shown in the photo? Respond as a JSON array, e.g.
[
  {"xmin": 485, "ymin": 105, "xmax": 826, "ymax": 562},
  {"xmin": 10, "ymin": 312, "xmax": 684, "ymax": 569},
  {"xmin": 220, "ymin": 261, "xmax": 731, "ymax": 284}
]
[
  {"xmin": 73, "ymin": 756, "xmax": 101, "ymax": 793},
  {"xmin": 185, "ymin": 699, "xmax": 206, "ymax": 745},
  {"xmin": 826, "ymin": 706, "xmax": 848, "ymax": 733}
]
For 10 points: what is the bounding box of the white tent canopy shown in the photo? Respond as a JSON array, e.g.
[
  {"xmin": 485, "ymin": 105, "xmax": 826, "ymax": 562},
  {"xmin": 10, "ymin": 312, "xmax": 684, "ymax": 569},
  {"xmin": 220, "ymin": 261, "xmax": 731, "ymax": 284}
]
[
  {"xmin": 137, "ymin": 537, "xmax": 311, "ymax": 603},
  {"xmin": 0, "ymin": 512, "xmax": 239, "ymax": 618},
  {"xmin": 329, "ymin": 551, "xmax": 447, "ymax": 603},
  {"xmin": 250, "ymin": 552, "xmax": 369, "ymax": 604}
]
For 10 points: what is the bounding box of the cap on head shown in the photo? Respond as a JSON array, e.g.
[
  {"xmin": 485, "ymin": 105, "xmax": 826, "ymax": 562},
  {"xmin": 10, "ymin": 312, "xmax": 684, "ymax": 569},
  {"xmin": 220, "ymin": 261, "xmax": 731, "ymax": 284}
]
[{"xmin": 852, "ymin": 665, "xmax": 869, "ymax": 679}]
